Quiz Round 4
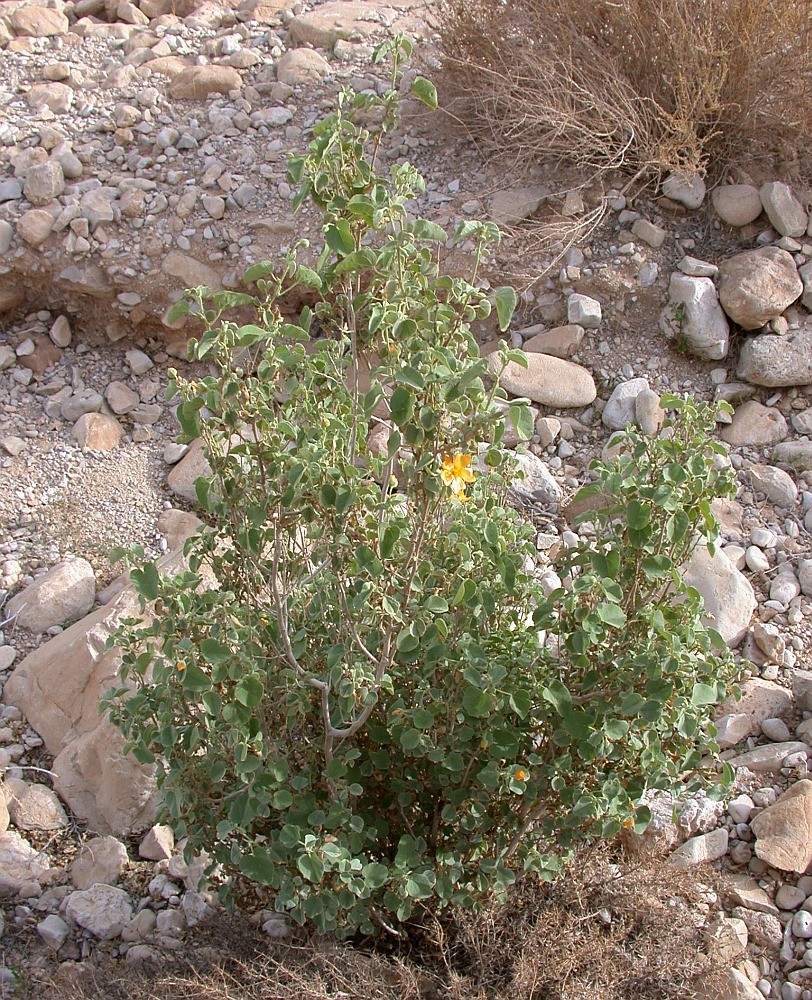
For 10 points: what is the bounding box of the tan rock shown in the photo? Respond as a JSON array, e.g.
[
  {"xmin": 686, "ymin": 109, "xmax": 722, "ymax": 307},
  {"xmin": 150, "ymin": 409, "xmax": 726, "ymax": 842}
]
[
  {"xmin": 712, "ymin": 185, "xmax": 763, "ymax": 227},
  {"xmin": 488, "ymin": 185, "xmax": 548, "ymax": 227},
  {"xmin": 717, "ymin": 247, "xmax": 802, "ymax": 331},
  {"xmin": 10, "ymin": 6, "xmax": 68, "ymax": 36},
  {"xmin": 521, "ymin": 324, "xmax": 584, "ymax": 358},
  {"xmin": 488, "ymin": 352, "xmax": 596, "ymax": 408},
  {"xmin": 18, "ymin": 336, "xmax": 61, "ymax": 374},
  {"xmin": 145, "ymin": 55, "xmax": 190, "ymax": 80},
  {"xmin": 0, "ymin": 831, "xmax": 53, "ymax": 893},
  {"xmin": 167, "ymin": 438, "xmax": 211, "ymax": 502},
  {"xmin": 237, "ymin": 0, "xmax": 292, "ymax": 24},
  {"xmin": 26, "ymin": 82, "xmax": 73, "ymax": 114},
  {"xmin": 289, "ymin": 0, "xmax": 377, "ymax": 48},
  {"xmin": 720, "ymin": 401, "xmax": 788, "ymax": 447},
  {"xmin": 162, "ymin": 250, "xmax": 221, "ymax": 290},
  {"xmin": 16, "ymin": 209, "xmax": 54, "ymax": 246},
  {"xmin": 71, "ymin": 835, "xmax": 129, "ymax": 889},
  {"xmin": 276, "ymin": 47, "xmax": 332, "ymax": 86},
  {"xmin": 750, "ymin": 778, "xmax": 812, "ymax": 873},
  {"xmin": 169, "ymin": 65, "xmax": 241, "ymax": 100},
  {"xmin": 4, "ymin": 778, "xmax": 68, "ymax": 831},
  {"xmin": 715, "ymin": 678, "xmax": 792, "ymax": 737},
  {"xmin": 723, "ymin": 969, "xmax": 764, "ymax": 1000},
  {"xmin": 0, "ymin": 794, "xmax": 9, "ymax": 836},
  {"xmin": 7, "ymin": 558, "xmax": 95, "ymax": 632},
  {"xmin": 681, "ymin": 545, "xmax": 755, "ymax": 646},
  {"xmin": 3, "ymin": 589, "xmax": 158, "ymax": 836},
  {"xmin": 72, "ymin": 412, "xmax": 124, "ymax": 451}
]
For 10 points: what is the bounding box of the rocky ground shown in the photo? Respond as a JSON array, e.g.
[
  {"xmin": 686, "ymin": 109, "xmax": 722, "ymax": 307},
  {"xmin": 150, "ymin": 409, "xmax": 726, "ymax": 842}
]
[{"xmin": 1, "ymin": 0, "xmax": 812, "ymax": 996}]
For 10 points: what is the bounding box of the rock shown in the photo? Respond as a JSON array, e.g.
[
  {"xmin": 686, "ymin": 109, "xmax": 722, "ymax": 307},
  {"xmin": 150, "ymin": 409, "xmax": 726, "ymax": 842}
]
[
  {"xmin": 715, "ymin": 713, "xmax": 751, "ymax": 749},
  {"xmin": 5, "ymin": 780, "xmax": 67, "ymax": 831},
  {"xmin": 275, "ymin": 48, "xmax": 332, "ymax": 86},
  {"xmin": 724, "ymin": 969, "xmax": 765, "ymax": 1000},
  {"xmin": 10, "ymin": 7, "xmax": 69, "ymax": 36},
  {"xmin": 669, "ymin": 827, "xmax": 728, "ymax": 867},
  {"xmin": 71, "ymin": 836, "xmax": 129, "ymax": 889},
  {"xmin": 487, "ymin": 186, "xmax": 548, "ymax": 227},
  {"xmin": 170, "ymin": 66, "xmax": 242, "ymax": 100},
  {"xmin": 162, "ymin": 251, "xmax": 221, "ymax": 290},
  {"xmin": 23, "ymin": 160, "xmax": 64, "ymax": 207},
  {"xmin": 3, "ymin": 588, "xmax": 159, "ymax": 836},
  {"xmin": 36, "ymin": 914, "xmax": 69, "ymax": 951},
  {"xmin": 717, "ymin": 247, "xmax": 802, "ymax": 331},
  {"xmin": 725, "ymin": 874, "xmax": 779, "ymax": 915},
  {"xmin": 138, "ymin": 825, "xmax": 174, "ymax": 861},
  {"xmin": 602, "ymin": 378, "xmax": 649, "ymax": 430},
  {"xmin": 793, "ymin": 670, "xmax": 812, "ymax": 712},
  {"xmin": 62, "ymin": 390, "xmax": 103, "ymax": 423},
  {"xmin": 49, "ymin": 316, "xmax": 71, "ymax": 349},
  {"xmin": 747, "ymin": 465, "xmax": 797, "ymax": 508},
  {"xmin": 720, "ymin": 401, "xmax": 788, "ymax": 447},
  {"xmin": 0, "ymin": 832, "xmax": 52, "ymax": 893},
  {"xmin": 26, "ymin": 83, "xmax": 73, "ymax": 114},
  {"xmin": 289, "ymin": 0, "xmax": 375, "ymax": 48},
  {"xmin": 631, "ymin": 218, "xmax": 667, "ymax": 249},
  {"xmin": 166, "ymin": 438, "xmax": 212, "ymax": 503},
  {"xmin": 682, "ymin": 545, "xmax": 755, "ymax": 646},
  {"xmin": 521, "ymin": 324, "xmax": 584, "ymax": 358},
  {"xmin": 182, "ymin": 890, "xmax": 215, "ymax": 927},
  {"xmin": 716, "ymin": 679, "xmax": 792, "ymax": 741},
  {"xmin": 17, "ymin": 209, "xmax": 55, "ymax": 246},
  {"xmin": 775, "ymin": 885, "xmax": 806, "ymax": 910},
  {"xmin": 72, "ymin": 413, "xmax": 124, "ymax": 451},
  {"xmin": 750, "ymin": 780, "xmax": 812, "ymax": 873},
  {"xmin": 761, "ymin": 717, "xmax": 791, "ymax": 742},
  {"xmin": 800, "ymin": 261, "xmax": 812, "ymax": 312},
  {"xmin": 774, "ymin": 440, "xmax": 812, "ymax": 471},
  {"xmin": 665, "ymin": 273, "xmax": 729, "ymax": 360},
  {"xmin": 635, "ymin": 388, "xmax": 665, "ymax": 436},
  {"xmin": 237, "ymin": 0, "xmax": 292, "ymax": 24},
  {"xmin": 125, "ymin": 350, "xmax": 153, "ymax": 375},
  {"xmin": 728, "ymin": 742, "xmax": 809, "ymax": 773},
  {"xmin": 738, "ymin": 326, "xmax": 812, "ymax": 387},
  {"xmin": 65, "ymin": 884, "xmax": 133, "ymax": 940},
  {"xmin": 730, "ymin": 907, "xmax": 783, "ymax": 949},
  {"xmin": 104, "ymin": 381, "xmax": 139, "ymax": 415},
  {"xmin": 662, "ymin": 172, "xmax": 705, "ymax": 209},
  {"xmin": 705, "ymin": 915, "xmax": 748, "ymax": 963},
  {"xmin": 759, "ymin": 182, "xmax": 808, "ymax": 238},
  {"xmin": 566, "ymin": 293, "xmax": 602, "ymax": 329},
  {"xmin": 711, "ymin": 185, "xmax": 763, "ymax": 227},
  {"xmin": 489, "ymin": 352, "xmax": 596, "ymax": 408},
  {"xmin": 6, "ymin": 558, "xmax": 95, "ymax": 632},
  {"xmin": 510, "ymin": 453, "xmax": 563, "ymax": 506}
]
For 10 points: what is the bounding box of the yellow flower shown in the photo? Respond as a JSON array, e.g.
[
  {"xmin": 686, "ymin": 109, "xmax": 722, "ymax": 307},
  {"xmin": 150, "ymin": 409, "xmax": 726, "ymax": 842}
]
[
  {"xmin": 177, "ymin": 661, "xmax": 186, "ymax": 672},
  {"xmin": 441, "ymin": 453, "xmax": 475, "ymax": 499},
  {"xmin": 515, "ymin": 769, "xmax": 527, "ymax": 781}
]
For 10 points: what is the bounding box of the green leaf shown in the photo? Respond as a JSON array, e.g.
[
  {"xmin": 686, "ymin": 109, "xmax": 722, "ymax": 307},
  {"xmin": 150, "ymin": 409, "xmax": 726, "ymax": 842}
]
[
  {"xmin": 395, "ymin": 365, "xmax": 425, "ymax": 390},
  {"xmin": 508, "ymin": 401, "xmax": 534, "ymax": 440},
  {"xmin": 400, "ymin": 728, "xmax": 421, "ymax": 750},
  {"xmin": 509, "ymin": 689, "xmax": 531, "ymax": 719},
  {"xmin": 493, "ymin": 286, "xmax": 517, "ymax": 332},
  {"xmin": 181, "ymin": 664, "xmax": 212, "ymax": 693},
  {"xmin": 406, "ymin": 218, "xmax": 446, "ymax": 242},
  {"xmin": 166, "ymin": 299, "xmax": 190, "ymax": 324},
  {"xmin": 642, "ymin": 554, "xmax": 672, "ymax": 580},
  {"xmin": 325, "ymin": 220, "xmax": 355, "ymax": 255},
  {"xmin": 130, "ymin": 562, "xmax": 159, "ymax": 602},
  {"xmin": 200, "ymin": 639, "xmax": 231, "ymax": 664},
  {"xmin": 596, "ymin": 603, "xmax": 626, "ymax": 628},
  {"xmin": 273, "ymin": 789, "xmax": 293, "ymax": 810},
  {"xmin": 691, "ymin": 682, "xmax": 718, "ymax": 707},
  {"xmin": 235, "ymin": 675, "xmax": 264, "ymax": 708},
  {"xmin": 411, "ymin": 76, "xmax": 438, "ymax": 110},
  {"xmin": 362, "ymin": 862, "xmax": 389, "ymax": 889},
  {"xmin": 297, "ymin": 854, "xmax": 325, "ymax": 884},
  {"xmin": 243, "ymin": 261, "xmax": 276, "ymax": 283},
  {"xmin": 626, "ymin": 500, "xmax": 650, "ymax": 530},
  {"xmin": 425, "ymin": 595, "xmax": 449, "ymax": 613},
  {"xmin": 413, "ymin": 708, "xmax": 434, "ymax": 730},
  {"xmin": 562, "ymin": 710, "xmax": 593, "ymax": 740},
  {"xmin": 462, "ymin": 686, "xmax": 491, "ymax": 718},
  {"xmin": 293, "ymin": 265, "xmax": 322, "ymax": 290},
  {"xmin": 390, "ymin": 386, "xmax": 414, "ymax": 426}
]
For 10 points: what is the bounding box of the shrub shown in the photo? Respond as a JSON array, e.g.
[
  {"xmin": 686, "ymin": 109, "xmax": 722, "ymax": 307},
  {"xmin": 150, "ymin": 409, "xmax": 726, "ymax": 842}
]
[
  {"xmin": 436, "ymin": 0, "xmax": 812, "ymax": 184},
  {"xmin": 104, "ymin": 41, "xmax": 738, "ymax": 936}
]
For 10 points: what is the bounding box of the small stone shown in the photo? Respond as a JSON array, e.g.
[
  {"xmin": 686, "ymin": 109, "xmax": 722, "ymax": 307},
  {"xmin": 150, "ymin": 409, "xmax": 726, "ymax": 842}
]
[
  {"xmin": 631, "ymin": 218, "xmax": 668, "ymax": 248},
  {"xmin": 794, "ymin": 910, "xmax": 812, "ymax": 939},
  {"xmin": 760, "ymin": 182, "xmax": 808, "ymax": 239},
  {"xmin": 721, "ymin": 401, "xmax": 788, "ymax": 447},
  {"xmin": 488, "ymin": 353, "xmax": 596, "ymax": 408},
  {"xmin": 36, "ymin": 914, "xmax": 69, "ymax": 952},
  {"xmin": 275, "ymin": 48, "xmax": 331, "ymax": 86},
  {"xmin": 662, "ymin": 172, "xmax": 705, "ymax": 209},
  {"xmin": 49, "ymin": 316, "xmax": 71, "ymax": 348},
  {"xmin": 717, "ymin": 247, "xmax": 803, "ymax": 331},
  {"xmin": 567, "ymin": 293, "xmax": 602, "ymax": 329},
  {"xmin": 104, "ymin": 381, "xmax": 140, "ymax": 415},
  {"xmin": 5, "ymin": 780, "xmax": 67, "ymax": 831},
  {"xmin": 169, "ymin": 66, "xmax": 242, "ymax": 100},
  {"xmin": 71, "ymin": 836, "xmax": 129, "ymax": 889},
  {"xmin": 750, "ymin": 779, "xmax": 812, "ymax": 873},
  {"xmin": 762, "ymin": 717, "xmax": 792, "ymax": 742},
  {"xmin": 138, "ymin": 825, "xmax": 174, "ymax": 862},
  {"xmin": 664, "ymin": 273, "xmax": 729, "ymax": 360},
  {"xmin": 730, "ymin": 742, "xmax": 809, "ymax": 773},
  {"xmin": 669, "ymin": 827, "xmax": 728, "ymax": 867},
  {"xmin": 602, "ymin": 377, "xmax": 649, "ymax": 430},
  {"xmin": 775, "ymin": 885, "xmax": 807, "ymax": 910},
  {"xmin": 748, "ymin": 465, "xmax": 798, "ymax": 508}
]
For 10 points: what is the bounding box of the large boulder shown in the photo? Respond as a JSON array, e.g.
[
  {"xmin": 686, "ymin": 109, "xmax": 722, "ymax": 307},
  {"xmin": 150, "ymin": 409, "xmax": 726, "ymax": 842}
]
[
  {"xmin": 682, "ymin": 544, "xmax": 756, "ymax": 646},
  {"xmin": 2, "ymin": 590, "xmax": 157, "ymax": 836},
  {"xmin": 737, "ymin": 325, "xmax": 812, "ymax": 387},
  {"xmin": 750, "ymin": 779, "xmax": 812, "ymax": 873},
  {"xmin": 488, "ymin": 352, "xmax": 596, "ymax": 408},
  {"xmin": 759, "ymin": 181, "xmax": 808, "ymax": 239},
  {"xmin": 169, "ymin": 65, "xmax": 242, "ymax": 100},
  {"xmin": 664, "ymin": 273, "xmax": 729, "ymax": 359},
  {"xmin": 6, "ymin": 558, "xmax": 96, "ymax": 632},
  {"xmin": 717, "ymin": 247, "xmax": 802, "ymax": 330}
]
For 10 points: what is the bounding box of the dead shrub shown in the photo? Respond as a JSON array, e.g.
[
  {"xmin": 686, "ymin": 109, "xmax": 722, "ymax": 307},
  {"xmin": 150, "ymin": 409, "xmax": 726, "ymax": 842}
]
[
  {"xmin": 436, "ymin": 0, "xmax": 812, "ymax": 185},
  {"xmin": 29, "ymin": 853, "xmax": 725, "ymax": 1000}
]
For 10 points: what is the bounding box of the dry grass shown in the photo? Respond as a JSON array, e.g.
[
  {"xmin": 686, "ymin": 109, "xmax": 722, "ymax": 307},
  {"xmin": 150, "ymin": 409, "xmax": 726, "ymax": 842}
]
[
  {"xmin": 436, "ymin": 0, "xmax": 812, "ymax": 186},
  {"xmin": 28, "ymin": 853, "xmax": 726, "ymax": 1000}
]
